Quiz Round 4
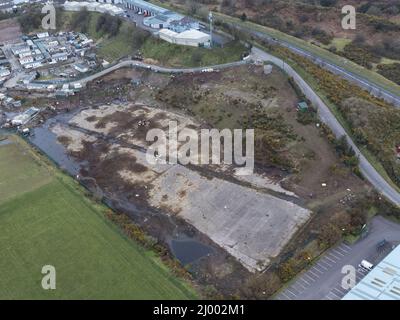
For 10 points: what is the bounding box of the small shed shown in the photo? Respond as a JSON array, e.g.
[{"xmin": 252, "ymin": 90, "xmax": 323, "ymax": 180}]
[
  {"xmin": 297, "ymin": 101, "xmax": 309, "ymax": 112},
  {"xmin": 264, "ymin": 64, "xmax": 273, "ymax": 75}
]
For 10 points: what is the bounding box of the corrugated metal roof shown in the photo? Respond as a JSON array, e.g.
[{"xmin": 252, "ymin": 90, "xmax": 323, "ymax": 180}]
[
  {"xmin": 343, "ymin": 245, "xmax": 400, "ymax": 300},
  {"xmin": 124, "ymin": 0, "xmax": 168, "ymax": 13},
  {"xmin": 175, "ymin": 29, "xmax": 210, "ymax": 40}
]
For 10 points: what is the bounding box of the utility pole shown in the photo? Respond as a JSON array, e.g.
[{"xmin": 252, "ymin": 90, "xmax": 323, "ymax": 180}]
[{"xmin": 209, "ymin": 12, "xmax": 213, "ymax": 48}]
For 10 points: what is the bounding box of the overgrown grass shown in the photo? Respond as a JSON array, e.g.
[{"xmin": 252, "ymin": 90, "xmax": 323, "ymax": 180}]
[
  {"xmin": 279, "ymin": 51, "xmax": 400, "ymax": 194},
  {"xmin": 324, "ymin": 38, "xmax": 352, "ymax": 52},
  {"xmin": 141, "ymin": 38, "xmax": 246, "ymax": 67}
]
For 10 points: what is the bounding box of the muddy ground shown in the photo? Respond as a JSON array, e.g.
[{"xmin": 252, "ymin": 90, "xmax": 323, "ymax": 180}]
[
  {"xmin": 0, "ymin": 19, "xmax": 22, "ymax": 43},
  {"xmin": 53, "ymin": 102, "xmax": 311, "ymax": 272},
  {"xmin": 13, "ymin": 64, "xmax": 373, "ymax": 298}
]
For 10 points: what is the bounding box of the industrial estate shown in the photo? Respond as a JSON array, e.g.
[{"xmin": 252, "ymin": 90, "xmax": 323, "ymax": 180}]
[{"xmin": 0, "ymin": 0, "xmax": 400, "ymax": 303}]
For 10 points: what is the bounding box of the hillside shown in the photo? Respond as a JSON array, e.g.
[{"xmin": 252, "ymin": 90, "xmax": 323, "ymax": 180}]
[
  {"xmin": 16, "ymin": 7, "xmax": 246, "ymax": 66},
  {"xmin": 156, "ymin": 0, "xmax": 400, "ymax": 84}
]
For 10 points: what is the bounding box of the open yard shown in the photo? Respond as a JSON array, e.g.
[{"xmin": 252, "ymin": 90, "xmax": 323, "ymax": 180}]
[
  {"xmin": 0, "ymin": 135, "xmax": 196, "ymax": 299},
  {"xmin": 0, "ymin": 19, "xmax": 22, "ymax": 43}
]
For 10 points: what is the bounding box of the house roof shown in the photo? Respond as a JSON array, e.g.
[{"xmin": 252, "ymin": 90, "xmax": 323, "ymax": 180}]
[{"xmin": 175, "ymin": 29, "xmax": 210, "ymax": 40}]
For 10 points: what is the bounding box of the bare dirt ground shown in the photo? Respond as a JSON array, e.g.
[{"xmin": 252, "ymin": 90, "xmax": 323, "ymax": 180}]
[
  {"xmin": 0, "ymin": 19, "xmax": 22, "ymax": 43},
  {"xmin": 22, "ymin": 64, "xmax": 373, "ymax": 297},
  {"xmin": 55, "ymin": 103, "xmax": 311, "ymax": 272}
]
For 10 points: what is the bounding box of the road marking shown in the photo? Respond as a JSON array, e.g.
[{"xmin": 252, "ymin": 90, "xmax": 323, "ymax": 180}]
[
  {"xmin": 324, "ymin": 256, "xmax": 337, "ymax": 264},
  {"xmin": 311, "ymin": 266, "xmax": 324, "ymax": 274},
  {"xmin": 336, "ymin": 245, "xmax": 350, "ymax": 254},
  {"xmin": 328, "ymin": 251, "xmax": 342, "ymax": 260},
  {"xmin": 319, "ymin": 260, "xmax": 333, "ymax": 268},
  {"xmin": 333, "ymin": 287, "xmax": 346, "ymax": 296},
  {"xmin": 293, "ymin": 282, "xmax": 307, "ymax": 292},
  {"xmin": 286, "ymin": 285, "xmax": 300, "ymax": 295},
  {"xmin": 316, "ymin": 263, "xmax": 329, "ymax": 271},
  {"xmin": 357, "ymin": 270, "xmax": 367, "ymax": 277},
  {"xmin": 299, "ymin": 277, "xmax": 311, "ymax": 286},
  {"xmin": 328, "ymin": 291, "xmax": 341, "ymax": 300},
  {"xmin": 279, "ymin": 292, "xmax": 292, "ymax": 300},
  {"xmin": 286, "ymin": 288, "xmax": 298, "ymax": 298},
  {"xmin": 308, "ymin": 269, "xmax": 320, "ymax": 279},
  {"xmin": 341, "ymin": 243, "xmax": 352, "ymax": 250},
  {"xmin": 304, "ymin": 273, "xmax": 317, "ymax": 282},
  {"xmin": 332, "ymin": 248, "xmax": 345, "ymax": 257}
]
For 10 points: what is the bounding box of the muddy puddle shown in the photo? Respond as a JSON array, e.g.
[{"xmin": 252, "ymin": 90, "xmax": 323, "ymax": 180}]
[
  {"xmin": 171, "ymin": 238, "xmax": 213, "ymax": 266},
  {"xmin": 28, "ymin": 110, "xmax": 215, "ymax": 266},
  {"xmin": 30, "ymin": 111, "xmax": 83, "ymax": 176}
]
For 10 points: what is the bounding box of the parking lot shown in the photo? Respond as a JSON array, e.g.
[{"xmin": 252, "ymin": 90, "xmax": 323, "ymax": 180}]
[{"xmin": 275, "ymin": 216, "xmax": 400, "ymax": 300}]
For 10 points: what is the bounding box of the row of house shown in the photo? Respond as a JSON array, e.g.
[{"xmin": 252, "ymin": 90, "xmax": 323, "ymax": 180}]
[
  {"xmin": 0, "ymin": 47, "xmax": 11, "ymax": 83},
  {"xmin": 12, "ymin": 31, "xmax": 94, "ymax": 70}
]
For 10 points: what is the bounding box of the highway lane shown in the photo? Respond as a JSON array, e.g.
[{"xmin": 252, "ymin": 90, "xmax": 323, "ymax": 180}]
[{"xmin": 252, "ymin": 47, "xmax": 400, "ymax": 206}]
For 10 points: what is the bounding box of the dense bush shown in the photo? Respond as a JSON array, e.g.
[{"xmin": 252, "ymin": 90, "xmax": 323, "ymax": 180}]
[
  {"xmin": 377, "ymin": 63, "xmax": 400, "ymax": 85},
  {"xmin": 96, "ymin": 13, "xmax": 122, "ymax": 37},
  {"xmin": 18, "ymin": 7, "xmax": 42, "ymax": 33},
  {"xmin": 341, "ymin": 42, "xmax": 380, "ymax": 69}
]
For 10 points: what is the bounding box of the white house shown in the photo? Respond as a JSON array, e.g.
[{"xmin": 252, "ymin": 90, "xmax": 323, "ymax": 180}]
[
  {"xmin": 19, "ymin": 56, "xmax": 34, "ymax": 65},
  {"xmin": 73, "ymin": 63, "xmax": 89, "ymax": 73},
  {"xmin": 0, "ymin": 68, "xmax": 10, "ymax": 77},
  {"xmin": 19, "ymin": 51, "xmax": 33, "ymax": 58},
  {"xmin": 37, "ymin": 32, "xmax": 49, "ymax": 39}
]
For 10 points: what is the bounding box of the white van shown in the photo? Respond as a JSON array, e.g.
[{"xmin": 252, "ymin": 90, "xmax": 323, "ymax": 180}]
[{"xmin": 359, "ymin": 260, "xmax": 374, "ymax": 271}]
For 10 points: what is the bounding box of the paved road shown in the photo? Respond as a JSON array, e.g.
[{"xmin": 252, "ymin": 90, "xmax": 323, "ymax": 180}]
[
  {"xmin": 38, "ymin": 59, "xmax": 250, "ymax": 87},
  {"xmin": 252, "ymin": 47, "xmax": 400, "ymax": 206},
  {"xmin": 231, "ymin": 25, "xmax": 400, "ymax": 107},
  {"xmin": 275, "ymin": 216, "xmax": 400, "ymax": 300}
]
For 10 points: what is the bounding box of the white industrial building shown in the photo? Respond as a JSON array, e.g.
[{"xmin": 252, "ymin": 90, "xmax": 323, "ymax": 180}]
[
  {"xmin": 159, "ymin": 29, "xmax": 211, "ymax": 47},
  {"xmin": 63, "ymin": 1, "xmax": 124, "ymax": 16}
]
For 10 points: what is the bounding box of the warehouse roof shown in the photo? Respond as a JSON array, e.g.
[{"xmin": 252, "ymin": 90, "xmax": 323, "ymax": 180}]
[
  {"xmin": 175, "ymin": 29, "xmax": 210, "ymax": 40},
  {"xmin": 342, "ymin": 245, "xmax": 400, "ymax": 300},
  {"xmin": 159, "ymin": 29, "xmax": 178, "ymax": 37},
  {"xmin": 125, "ymin": 0, "xmax": 168, "ymax": 14}
]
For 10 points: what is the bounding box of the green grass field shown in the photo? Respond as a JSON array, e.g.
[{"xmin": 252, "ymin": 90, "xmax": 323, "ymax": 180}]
[{"xmin": 0, "ymin": 135, "xmax": 196, "ymax": 299}]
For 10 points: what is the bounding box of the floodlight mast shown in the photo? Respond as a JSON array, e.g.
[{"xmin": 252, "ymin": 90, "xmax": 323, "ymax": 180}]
[{"xmin": 209, "ymin": 12, "xmax": 213, "ymax": 48}]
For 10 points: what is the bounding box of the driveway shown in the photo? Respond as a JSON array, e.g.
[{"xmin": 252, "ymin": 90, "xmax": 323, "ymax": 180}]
[{"xmin": 275, "ymin": 216, "xmax": 400, "ymax": 300}]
